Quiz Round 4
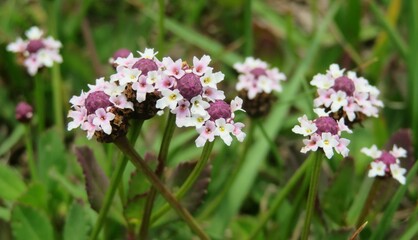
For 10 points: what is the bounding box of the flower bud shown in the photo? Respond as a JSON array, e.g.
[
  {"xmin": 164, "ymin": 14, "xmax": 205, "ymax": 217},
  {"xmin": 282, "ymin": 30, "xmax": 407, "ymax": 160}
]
[{"xmin": 15, "ymin": 101, "xmax": 33, "ymax": 123}]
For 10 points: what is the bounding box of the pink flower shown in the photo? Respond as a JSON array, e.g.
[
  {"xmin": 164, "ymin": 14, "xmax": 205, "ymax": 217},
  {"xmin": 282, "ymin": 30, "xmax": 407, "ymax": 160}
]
[
  {"xmin": 93, "ymin": 108, "xmax": 115, "ymax": 135},
  {"xmin": 162, "ymin": 57, "xmax": 185, "ymax": 79},
  {"xmin": 193, "ymin": 55, "xmax": 212, "ymax": 76},
  {"xmin": 195, "ymin": 121, "xmax": 216, "ymax": 147}
]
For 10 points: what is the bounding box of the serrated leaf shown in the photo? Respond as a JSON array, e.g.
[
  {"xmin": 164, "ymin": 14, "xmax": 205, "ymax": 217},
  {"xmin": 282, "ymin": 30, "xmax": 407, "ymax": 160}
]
[
  {"xmin": 166, "ymin": 161, "xmax": 211, "ymax": 212},
  {"xmin": 0, "ymin": 164, "xmax": 26, "ymax": 201},
  {"xmin": 124, "ymin": 169, "xmax": 150, "ymax": 225},
  {"xmin": 18, "ymin": 183, "xmax": 48, "ymax": 210},
  {"xmin": 75, "ymin": 146, "xmax": 109, "ymax": 212},
  {"xmin": 11, "ymin": 205, "xmax": 54, "ymax": 240},
  {"xmin": 64, "ymin": 201, "xmax": 91, "ymax": 240}
]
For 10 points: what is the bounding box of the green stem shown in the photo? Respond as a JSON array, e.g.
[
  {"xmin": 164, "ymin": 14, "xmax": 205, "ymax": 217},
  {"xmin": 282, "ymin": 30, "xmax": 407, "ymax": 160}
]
[
  {"xmin": 51, "ymin": 64, "xmax": 64, "ymax": 137},
  {"xmin": 248, "ymin": 154, "xmax": 313, "ymax": 239},
  {"xmin": 355, "ymin": 178, "xmax": 382, "ymax": 228},
  {"xmin": 199, "ymin": 120, "xmax": 254, "ymax": 219},
  {"xmin": 34, "ymin": 74, "xmax": 45, "ymax": 134},
  {"xmin": 256, "ymin": 119, "xmax": 283, "ymax": 167},
  {"xmin": 157, "ymin": 0, "xmax": 165, "ymax": 55},
  {"xmin": 139, "ymin": 113, "xmax": 176, "ymax": 239},
  {"xmin": 301, "ymin": 151, "xmax": 323, "ymax": 240},
  {"xmin": 90, "ymin": 121, "xmax": 144, "ymax": 240},
  {"xmin": 243, "ymin": 0, "xmax": 253, "ymax": 56},
  {"xmin": 114, "ymin": 136, "xmax": 209, "ymax": 240},
  {"xmin": 150, "ymin": 140, "xmax": 215, "ymax": 224},
  {"xmin": 24, "ymin": 125, "xmax": 37, "ymax": 181}
]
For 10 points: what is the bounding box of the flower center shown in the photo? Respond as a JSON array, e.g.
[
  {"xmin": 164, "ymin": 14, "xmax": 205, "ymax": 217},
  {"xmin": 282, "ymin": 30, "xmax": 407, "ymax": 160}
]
[
  {"xmin": 250, "ymin": 67, "xmax": 267, "ymax": 79},
  {"xmin": 333, "ymin": 76, "xmax": 355, "ymax": 96},
  {"xmin": 314, "ymin": 116, "xmax": 339, "ymax": 135},
  {"xmin": 132, "ymin": 58, "xmax": 158, "ymax": 76},
  {"xmin": 26, "ymin": 39, "xmax": 45, "ymax": 53},
  {"xmin": 207, "ymin": 100, "xmax": 231, "ymax": 121},
  {"xmin": 112, "ymin": 48, "xmax": 131, "ymax": 60},
  {"xmin": 85, "ymin": 91, "xmax": 112, "ymax": 115},
  {"xmin": 177, "ymin": 73, "xmax": 203, "ymax": 101},
  {"xmin": 378, "ymin": 151, "xmax": 397, "ymax": 166}
]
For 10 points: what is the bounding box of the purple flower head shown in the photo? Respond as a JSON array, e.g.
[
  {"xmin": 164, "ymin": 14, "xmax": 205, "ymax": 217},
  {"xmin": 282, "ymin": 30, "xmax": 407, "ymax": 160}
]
[
  {"xmin": 112, "ymin": 48, "xmax": 131, "ymax": 60},
  {"xmin": 26, "ymin": 39, "xmax": 45, "ymax": 53},
  {"xmin": 177, "ymin": 73, "xmax": 203, "ymax": 101},
  {"xmin": 15, "ymin": 101, "xmax": 33, "ymax": 123},
  {"xmin": 6, "ymin": 26, "xmax": 62, "ymax": 76},
  {"xmin": 132, "ymin": 58, "xmax": 158, "ymax": 76},
  {"xmin": 333, "ymin": 76, "xmax": 355, "ymax": 96},
  {"xmin": 314, "ymin": 116, "xmax": 339, "ymax": 135},
  {"xmin": 362, "ymin": 144, "xmax": 408, "ymax": 184},
  {"xmin": 377, "ymin": 151, "xmax": 397, "ymax": 167},
  {"xmin": 85, "ymin": 91, "xmax": 112, "ymax": 115},
  {"xmin": 207, "ymin": 100, "xmax": 231, "ymax": 121},
  {"xmin": 250, "ymin": 67, "xmax": 267, "ymax": 79}
]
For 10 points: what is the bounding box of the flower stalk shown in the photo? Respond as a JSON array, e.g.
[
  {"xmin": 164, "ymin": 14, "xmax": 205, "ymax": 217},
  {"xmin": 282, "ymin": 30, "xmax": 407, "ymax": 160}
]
[
  {"xmin": 114, "ymin": 135, "xmax": 209, "ymax": 240},
  {"xmin": 24, "ymin": 125, "xmax": 37, "ymax": 181},
  {"xmin": 139, "ymin": 113, "xmax": 176, "ymax": 239},
  {"xmin": 301, "ymin": 151, "xmax": 323, "ymax": 240}
]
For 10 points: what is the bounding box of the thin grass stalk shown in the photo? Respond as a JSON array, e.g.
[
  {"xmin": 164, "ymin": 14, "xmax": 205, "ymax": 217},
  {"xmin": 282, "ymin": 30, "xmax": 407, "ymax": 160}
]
[
  {"xmin": 301, "ymin": 151, "xmax": 323, "ymax": 240},
  {"xmin": 34, "ymin": 74, "xmax": 45, "ymax": 134},
  {"xmin": 114, "ymin": 136, "xmax": 209, "ymax": 240},
  {"xmin": 243, "ymin": 0, "xmax": 253, "ymax": 56},
  {"xmin": 248, "ymin": 153, "xmax": 313, "ymax": 239}
]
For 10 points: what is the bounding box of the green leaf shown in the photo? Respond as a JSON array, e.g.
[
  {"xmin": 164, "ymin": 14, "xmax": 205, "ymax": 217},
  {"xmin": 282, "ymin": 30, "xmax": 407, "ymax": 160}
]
[
  {"xmin": 0, "ymin": 206, "xmax": 10, "ymax": 221},
  {"xmin": 124, "ymin": 169, "xmax": 150, "ymax": 226},
  {"xmin": 0, "ymin": 125, "xmax": 25, "ymax": 157},
  {"xmin": 37, "ymin": 130, "xmax": 67, "ymax": 187},
  {"xmin": 63, "ymin": 201, "xmax": 91, "ymax": 240},
  {"xmin": 0, "ymin": 164, "xmax": 26, "ymax": 201},
  {"xmin": 11, "ymin": 205, "xmax": 54, "ymax": 240},
  {"xmin": 17, "ymin": 183, "xmax": 48, "ymax": 210}
]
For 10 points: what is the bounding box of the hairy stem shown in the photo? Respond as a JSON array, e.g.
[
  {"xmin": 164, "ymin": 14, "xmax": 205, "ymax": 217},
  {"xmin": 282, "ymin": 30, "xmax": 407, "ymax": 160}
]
[{"xmin": 114, "ymin": 136, "xmax": 209, "ymax": 240}]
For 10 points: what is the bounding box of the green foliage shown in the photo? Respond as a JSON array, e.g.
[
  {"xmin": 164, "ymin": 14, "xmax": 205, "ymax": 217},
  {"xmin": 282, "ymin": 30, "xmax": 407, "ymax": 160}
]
[
  {"xmin": 11, "ymin": 205, "xmax": 54, "ymax": 240},
  {"xmin": 63, "ymin": 201, "xmax": 92, "ymax": 240},
  {"xmin": 0, "ymin": 164, "xmax": 26, "ymax": 201}
]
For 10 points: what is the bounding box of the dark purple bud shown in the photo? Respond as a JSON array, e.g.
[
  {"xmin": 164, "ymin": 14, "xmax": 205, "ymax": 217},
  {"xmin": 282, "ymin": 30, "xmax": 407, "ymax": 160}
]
[
  {"xmin": 177, "ymin": 73, "xmax": 203, "ymax": 101},
  {"xmin": 85, "ymin": 91, "xmax": 112, "ymax": 115},
  {"xmin": 333, "ymin": 76, "xmax": 355, "ymax": 96},
  {"xmin": 207, "ymin": 100, "xmax": 231, "ymax": 120},
  {"xmin": 112, "ymin": 48, "xmax": 131, "ymax": 60},
  {"xmin": 15, "ymin": 101, "xmax": 33, "ymax": 123},
  {"xmin": 132, "ymin": 58, "xmax": 158, "ymax": 76},
  {"xmin": 250, "ymin": 67, "xmax": 267, "ymax": 79},
  {"xmin": 377, "ymin": 151, "xmax": 397, "ymax": 168},
  {"xmin": 26, "ymin": 39, "xmax": 45, "ymax": 53},
  {"xmin": 314, "ymin": 116, "xmax": 338, "ymax": 135}
]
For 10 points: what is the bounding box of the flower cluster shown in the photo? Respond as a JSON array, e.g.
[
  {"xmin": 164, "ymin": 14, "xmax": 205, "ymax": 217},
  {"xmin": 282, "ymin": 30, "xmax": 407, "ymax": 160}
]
[
  {"xmin": 68, "ymin": 49, "xmax": 246, "ymax": 146},
  {"xmin": 7, "ymin": 26, "xmax": 62, "ymax": 76},
  {"xmin": 292, "ymin": 109, "xmax": 352, "ymax": 159},
  {"xmin": 361, "ymin": 145, "xmax": 407, "ymax": 184},
  {"xmin": 310, "ymin": 64, "xmax": 383, "ymax": 125},
  {"xmin": 234, "ymin": 57, "xmax": 286, "ymax": 99},
  {"xmin": 233, "ymin": 57, "xmax": 286, "ymax": 118},
  {"xmin": 156, "ymin": 55, "xmax": 246, "ymax": 147}
]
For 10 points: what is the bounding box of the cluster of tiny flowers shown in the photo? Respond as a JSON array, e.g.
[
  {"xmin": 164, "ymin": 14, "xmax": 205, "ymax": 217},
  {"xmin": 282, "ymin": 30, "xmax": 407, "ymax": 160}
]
[
  {"xmin": 292, "ymin": 109, "xmax": 352, "ymax": 159},
  {"xmin": 361, "ymin": 145, "xmax": 407, "ymax": 184},
  {"xmin": 310, "ymin": 64, "xmax": 383, "ymax": 124},
  {"xmin": 155, "ymin": 55, "xmax": 246, "ymax": 147},
  {"xmin": 234, "ymin": 57, "xmax": 286, "ymax": 99},
  {"xmin": 7, "ymin": 26, "xmax": 62, "ymax": 76},
  {"xmin": 67, "ymin": 48, "xmax": 161, "ymax": 141}
]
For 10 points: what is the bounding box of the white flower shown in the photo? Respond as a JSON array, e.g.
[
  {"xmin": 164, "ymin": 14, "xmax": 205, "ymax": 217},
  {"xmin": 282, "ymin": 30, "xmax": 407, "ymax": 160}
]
[
  {"xmin": 292, "ymin": 115, "xmax": 317, "ymax": 137},
  {"xmin": 156, "ymin": 89, "xmax": 183, "ymax": 110},
  {"xmin": 301, "ymin": 133, "xmax": 320, "ymax": 153},
  {"xmin": 25, "ymin": 26, "xmax": 44, "ymax": 40},
  {"xmin": 67, "ymin": 107, "xmax": 87, "ymax": 131},
  {"xmin": 195, "ymin": 121, "xmax": 216, "ymax": 147},
  {"xmin": 361, "ymin": 145, "xmax": 382, "ymax": 159},
  {"xmin": 110, "ymin": 95, "xmax": 134, "ymax": 110},
  {"xmin": 232, "ymin": 122, "xmax": 246, "ymax": 142},
  {"xmin": 190, "ymin": 95, "xmax": 210, "ymax": 115},
  {"xmin": 118, "ymin": 67, "xmax": 141, "ymax": 85},
  {"xmin": 390, "ymin": 145, "xmax": 407, "ymax": 159},
  {"xmin": 162, "ymin": 57, "xmax": 185, "ymax": 79},
  {"xmin": 330, "ymin": 91, "xmax": 348, "ymax": 112},
  {"xmin": 200, "ymin": 70, "xmax": 224, "ymax": 88},
  {"xmin": 138, "ymin": 48, "xmax": 158, "ymax": 59},
  {"xmin": 215, "ymin": 118, "xmax": 234, "ymax": 146},
  {"xmin": 327, "ymin": 63, "xmax": 344, "ymax": 78},
  {"xmin": 82, "ymin": 115, "xmax": 99, "ymax": 139},
  {"xmin": 368, "ymin": 161, "xmax": 386, "ymax": 177},
  {"xmin": 390, "ymin": 164, "xmax": 407, "ymax": 184},
  {"xmin": 310, "ymin": 74, "xmax": 334, "ymax": 89},
  {"xmin": 202, "ymin": 87, "xmax": 225, "ymax": 102},
  {"xmin": 318, "ymin": 132, "xmax": 339, "ymax": 159}
]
